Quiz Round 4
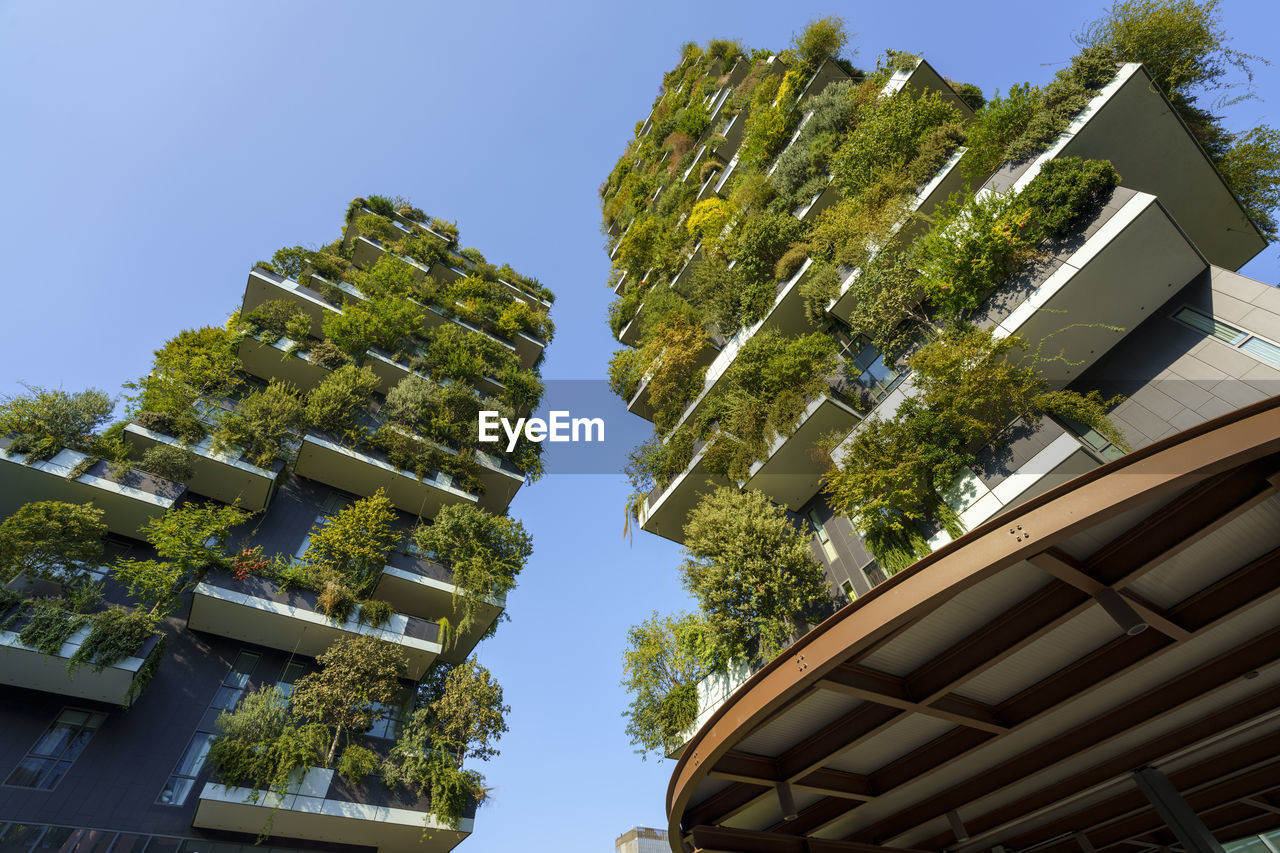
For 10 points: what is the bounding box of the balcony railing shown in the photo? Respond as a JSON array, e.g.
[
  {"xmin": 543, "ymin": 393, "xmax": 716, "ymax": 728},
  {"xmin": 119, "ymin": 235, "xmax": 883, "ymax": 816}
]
[
  {"xmin": 189, "ymin": 569, "xmax": 442, "ymax": 680},
  {"xmin": 123, "ymin": 423, "xmax": 284, "ymax": 512},
  {"xmin": 0, "ymin": 440, "xmax": 184, "ymax": 536},
  {"xmin": 194, "ymin": 766, "xmax": 471, "ymax": 853}
]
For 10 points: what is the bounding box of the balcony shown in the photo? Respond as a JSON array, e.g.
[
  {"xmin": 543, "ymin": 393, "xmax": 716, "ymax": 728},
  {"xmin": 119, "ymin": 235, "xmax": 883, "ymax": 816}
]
[
  {"xmin": 194, "ymin": 767, "xmax": 471, "ymax": 853},
  {"xmin": 241, "ymin": 268, "xmax": 333, "ymax": 337},
  {"xmin": 936, "ymin": 418, "xmax": 1103, "ymax": 550},
  {"xmin": 975, "ymin": 186, "xmax": 1206, "ymax": 384},
  {"xmin": 828, "ymin": 144, "xmax": 969, "ymax": 322},
  {"xmin": 373, "ymin": 552, "xmax": 505, "ymax": 665},
  {"xmin": 741, "ymin": 382, "xmax": 863, "ymax": 511},
  {"xmin": 637, "ymin": 438, "xmax": 733, "ymax": 543},
  {"xmin": 189, "ymin": 570, "xmax": 442, "ymax": 680},
  {"xmin": 626, "ymin": 341, "xmax": 720, "ymax": 423},
  {"xmin": 883, "ymin": 57, "xmax": 978, "ymax": 119},
  {"xmin": 293, "ymin": 432, "xmax": 481, "ymax": 519},
  {"xmin": 122, "ymin": 423, "xmax": 284, "ymax": 512},
  {"xmin": 0, "ymin": 616, "xmax": 162, "ymax": 707},
  {"xmin": 832, "ymin": 187, "xmax": 1205, "ymax": 469},
  {"xmin": 0, "ymin": 440, "xmax": 184, "ymax": 536},
  {"xmin": 980, "ymin": 62, "xmax": 1263, "ymax": 270}
]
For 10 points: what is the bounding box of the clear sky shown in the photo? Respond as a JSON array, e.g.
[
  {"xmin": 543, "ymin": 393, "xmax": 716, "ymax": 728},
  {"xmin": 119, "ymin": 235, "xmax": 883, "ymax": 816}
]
[{"xmin": 2, "ymin": 1, "xmax": 1279, "ymax": 850}]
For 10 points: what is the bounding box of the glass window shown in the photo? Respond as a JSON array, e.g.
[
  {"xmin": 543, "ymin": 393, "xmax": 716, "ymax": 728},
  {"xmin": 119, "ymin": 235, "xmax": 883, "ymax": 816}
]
[
  {"xmin": 158, "ymin": 652, "xmax": 258, "ymax": 806},
  {"xmin": 840, "ymin": 580, "xmax": 856, "ymax": 602},
  {"xmin": 1174, "ymin": 307, "xmax": 1247, "ymax": 344},
  {"xmin": 807, "ymin": 509, "xmax": 829, "ymax": 544},
  {"xmin": 5, "ymin": 709, "xmax": 106, "ymax": 790},
  {"xmin": 0, "ymin": 824, "xmax": 42, "ymax": 853},
  {"xmin": 276, "ymin": 661, "xmax": 306, "ymax": 698},
  {"xmin": 1241, "ymin": 335, "xmax": 1280, "ymax": 368}
]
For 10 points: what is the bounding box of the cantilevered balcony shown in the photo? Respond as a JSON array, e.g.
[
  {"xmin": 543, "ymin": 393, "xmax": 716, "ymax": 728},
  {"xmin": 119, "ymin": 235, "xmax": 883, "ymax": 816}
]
[
  {"xmin": 938, "ymin": 417, "xmax": 1104, "ymax": 550},
  {"xmin": 741, "ymin": 381, "xmax": 863, "ymax": 511},
  {"xmin": 347, "ymin": 229, "xmax": 552, "ymax": 321},
  {"xmin": 242, "ymin": 267, "xmax": 332, "ymax": 337},
  {"xmin": 637, "ymin": 437, "xmax": 732, "ymax": 542},
  {"xmin": 194, "ymin": 766, "xmax": 471, "ymax": 853},
  {"xmin": 640, "ymin": 369, "xmax": 860, "ymax": 540},
  {"xmin": 828, "ymin": 144, "xmax": 969, "ymax": 322},
  {"xmin": 374, "ymin": 552, "xmax": 505, "ymax": 665},
  {"xmin": 626, "ymin": 341, "xmax": 720, "ymax": 423},
  {"xmin": 0, "ymin": 614, "xmax": 162, "ymax": 707},
  {"xmin": 188, "ymin": 570, "xmax": 442, "ymax": 680},
  {"xmin": 980, "ymin": 62, "xmax": 1264, "ymax": 270},
  {"xmin": 293, "ymin": 432, "xmax": 481, "ymax": 519},
  {"xmin": 237, "ymin": 331, "xmax": 507, "ymax": 402},
  {"xmin": 975, "ymin": 186, "xmax": 1206, "ymax": 384},
  {"xmin": 122, "ymin": 423, "xmax": 284, "ymax": 512},
  {"xmin": 0, "ymin": 440, "xmax": 184, "ymax": 536},
  {"xmin": 882, "ymin": 57, "xmax": 978, "ymax": 118}
]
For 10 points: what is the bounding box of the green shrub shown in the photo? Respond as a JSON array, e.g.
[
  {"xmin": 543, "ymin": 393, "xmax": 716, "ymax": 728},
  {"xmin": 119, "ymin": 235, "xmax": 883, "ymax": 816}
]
[
  {"xmin": 337, "ymin": 744, "xmax": 379, "ymax": 785},
  {"xmin": 139, "ymin": 443, "xmax": 195, "ymax": 482},
  {"xmin": 215, "ymin": 380, "xmax": 303, "ymax": 468},
  {"xmin": 304, "ymin": 365, "xmax": 378, "ymax": 435},
  {"xmin": 69, "ymin": 607, "xmax": 157, "ymax": 673},
  {"xmin": 18, "ymin": 598, "xmax": 86, "ymax": 655},
  {"xmin": 358, "ymin": 598, "xmax": 394, "ymax": 629}
]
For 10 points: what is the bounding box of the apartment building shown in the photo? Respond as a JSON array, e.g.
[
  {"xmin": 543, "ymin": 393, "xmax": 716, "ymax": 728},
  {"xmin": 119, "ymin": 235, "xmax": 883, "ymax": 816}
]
[
  {"xmin": 603, "ymin": 26, "xmax": 1280, "ymax": 853},
  {"xmin": 0, "ymin": 197, "xmax": 552, "ymax": 853}
]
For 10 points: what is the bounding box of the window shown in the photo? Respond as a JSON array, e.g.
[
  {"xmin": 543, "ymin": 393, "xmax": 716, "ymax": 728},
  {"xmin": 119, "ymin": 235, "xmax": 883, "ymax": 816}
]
[
  {"xmin": 1174, "ymin": 306, "xmax": 1280, "ymax": 369},
  {"xmin": 840, "ymin": 580, "xmax": 857, "ymax": 602},
  {"xmin": 4, "ymin": 709, "xmax": 106, "ymax": 790},
  {"xmin": 807, "ymin": 509, "xmax": 829, "ymax": 544},
  {"xmin": 366, "ymin": 685, "xmax": 412, "ymax": 740},
  {"xmin": 158, "ymin": 651, "xmax": 258, "ymax": 806},
  {"xmin": 276, "ymin": 661, "xmax": 306, "ymax": 698},
  {"xmin": 834, "ymin": 330, "xmax": 903, "ymax": 404}
]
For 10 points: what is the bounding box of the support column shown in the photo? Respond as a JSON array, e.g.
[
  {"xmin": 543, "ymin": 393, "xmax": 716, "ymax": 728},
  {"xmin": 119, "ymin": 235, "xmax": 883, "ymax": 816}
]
[{"xmin": 1132, "ymin": 767, "xmax": 1225, "ymax": 853}]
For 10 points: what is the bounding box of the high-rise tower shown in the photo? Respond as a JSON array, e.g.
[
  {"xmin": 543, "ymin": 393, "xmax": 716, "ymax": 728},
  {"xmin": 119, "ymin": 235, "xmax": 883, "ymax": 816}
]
[
  {"xmin": 0, "ymin": 196, "xmax": 552, "ymax": 853},
  {"xmin": 603, "ymin": 13, "xmax": 1280, "ymax": 852}
]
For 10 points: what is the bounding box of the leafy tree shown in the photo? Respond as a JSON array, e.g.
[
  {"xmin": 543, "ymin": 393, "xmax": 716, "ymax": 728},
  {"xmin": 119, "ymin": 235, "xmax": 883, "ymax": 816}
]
[
  {"xmin": 620, "ymin": 611, "xmax": 716, "ymax": 757},
  {"xmin": 824, "ymin": 326, "xmax": 1128, "ymax": 572},
  {"xmin": 114, "ymin": 501, "xmax": 248, "ymax": 614},
  {"xmin": 1077, "ymin": 0, "xmax": 1259, "ymax": 106},
  {"xmin": 0, "ymin": 386, "xmax": 114, "ymax": 461},
  {"xmin": 131, "ymin": 328, "xmax": 241, "ymax": 419},
  {"xmin": 680, "ymin": 488, "xmax": 830, "ymax": 662},
  {"xmin": 792, "ymin": 16, "xmax": 849, "ymax": 71},
  {"xmin": 425, "ymin": 659, "xmax": 509, "ymax": 766},
  {"xmin": 383, "ymin": 659, "xmax": 507, "ymax": 828},
  {"xmin": 291, "ymin": 636, "xmax": 407, "ymax": 765},
  {"xmin": 0, "ymin": 501, "xmax": 106, "ymax": 588},
  {"xmin": 206, "ymin": 686, "xmax": 327, "ymax": 797},
  {"xmin": 1219, "ymin": 126, "xmax": 1280, "ymax": 239},
  {"xmin": 301, "ymin": 489, "xmax": 399, "ymax": 599},
  {"xmin": 412, "ymin": 505, "xmax": 531, "ymax": 640}
]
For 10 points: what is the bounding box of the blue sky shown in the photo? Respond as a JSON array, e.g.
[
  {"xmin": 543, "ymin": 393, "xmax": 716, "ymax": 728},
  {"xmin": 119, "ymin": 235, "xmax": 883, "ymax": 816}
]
[{"xmin": 2, "ymin": 1, "xmax": 1279, "ymax": 849}]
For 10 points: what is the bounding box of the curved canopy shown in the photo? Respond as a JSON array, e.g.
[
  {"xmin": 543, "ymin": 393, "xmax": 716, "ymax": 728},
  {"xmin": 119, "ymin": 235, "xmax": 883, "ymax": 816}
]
[{"xmin": 668, "ymin": 396, "xmax": 1280, "ymax": 853}]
